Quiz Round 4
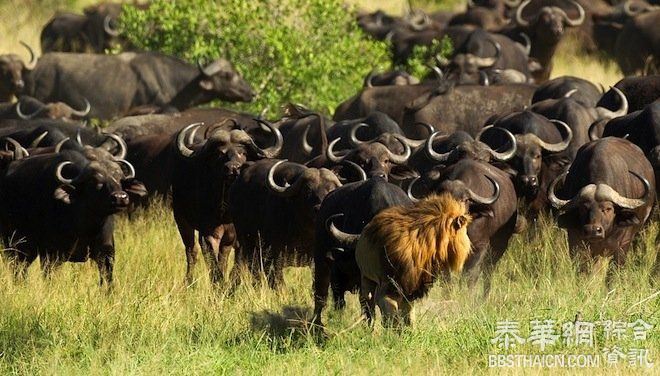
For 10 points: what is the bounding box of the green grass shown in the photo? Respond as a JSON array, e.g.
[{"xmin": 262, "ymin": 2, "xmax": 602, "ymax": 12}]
[
  {"xmin": 0, "ymin": 202, "xmax": 657, "ymax": 374},
  {"xmin": 0, "ymin": 0, "xmax": 655, "ymax": 374}
]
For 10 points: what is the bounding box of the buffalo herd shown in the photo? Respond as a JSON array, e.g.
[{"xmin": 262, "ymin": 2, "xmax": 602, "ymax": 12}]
[{"xmin": 0, "ymin": 0, "xmax": 658, "ymax": 327}]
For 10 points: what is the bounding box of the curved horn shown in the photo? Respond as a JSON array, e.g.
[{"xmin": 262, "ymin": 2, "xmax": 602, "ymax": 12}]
[
  {"xmin": 399, "ymin": 123, "xmax": 433, "ymax": 148},
  {"xmin": 588, "ymin": 121, "xmax": 601, "ymax": 141},
  {"xmin": 563, "ymin": 0, "xmax": 585, "ymax": 27},
  {"xmin": 479, "ymin": 70, "xmax": 490, "ymax": 86},
  {"xmin": 15, "ymin": 100, "xmax": 39, "ymax": 120},
  {"xmin": 326, "ymin": 214, "xmax": 361, "ymax": 247},
  {"xmin": 176, "ymin": 122, "xmax": 203, "ymax": 158},
  {"xmin": 596, "ymin": 87, "xmax": 628, "ymax": 120},
  {"xmin": 349, "ymin": 123, "xmax": 370, "ymax": 146},
  {"xmin": 364, "ymin": 70, "xmax": 375, "ymax": 88},
  {"xmin": 386, "ymin": 134, "xmax": 412, "ymax": 164},
  {"xmin": 342, "ymin": 160, "xmax": 367, "ymax": 181},
  {"xmin": 428, "ymin": 64, "xmax": 444, "ymax": 81},
  {"xmin": 407, "ymin": 176, "xmax": 421, "ymax": 202},
  {"xmin": 564, "ymin": 88, "xmax": 578, "ymax": 98},
  {"xmin": 515, "ymin": 0, "xmax": 532, "ymax": 27},
  {"xmin": 623, "ymin": 0, "xmax": 645, "ymax": 16},
  {"xmin": 519, "ymin": 32, "xmax": 531, "ymax": 56},
  {"xmin": 477, "ymin": 126, "xmax": 518, "ymax": 161},
  {"xmin": 537, "ymin": 120, "xmax": 573, "ymax": 153},
  {"xmin": 55, "ymin": 161, "xmax": 75, "ymax": 185},
  {"xmin": 504, "ymin": 0, "xmax": 522, "ymax": 6},
  {"xmin": 116, "ymin": 159, "xmax": 136, "ymax": 179},
  {"xmin": 76, "ymin": 129, "xmax": 83, "ymax": 146},
  {"xmin": 104, "ymin": 133, "xmax": 127, "ymax": 160},
  {"xmin": 425, "ymin": 131, "xmax": 453, "ymax": 162},
  {"xmin": 301, "ymin": 123, "xmax": 313, "ymax": 155},
  {"xmin": 326, "ymin": 138, "xmax": 348, "ymax": 164},
  {"xmin": 548, "ymin": 170, "xmax": 571, "ymax": 209},
  {"xmin": 54, "ymin": 137, "xmax": 69, "ymax": 153},
  {"xmin": 103, "ymin": 15, "xmax": 121, "ymax": 37},
  {"xmin": 602, "ymin": 171, "xmax": 651, "ymax": 209},
  {"xmin": 30, "ymin": 131, "xmax": 48, "ymax": 148},
  {"xmin": 467, "ymin": 175, "xmax": 500, "ymax": 205},
  {"xmin": 70, "ymin": 98, "xmax": 91, "ymax": 117},
  {"xmin": 474, "ymin": 40, "xmax": 501, "ymax": 68},
  {"xmin": 266, "ymin": 159, "xmax": 292, "ymax": 194},
  {"xmin": 19, "ymin": 41, "xmax": 36, "ymax": 70},
  {"xmin": 3, "ymin": 137, "xmax": 29, "ymax": 159},
  {"xmin": 253, "ymin": 119, "xmax": 283, "ymax": 158}
]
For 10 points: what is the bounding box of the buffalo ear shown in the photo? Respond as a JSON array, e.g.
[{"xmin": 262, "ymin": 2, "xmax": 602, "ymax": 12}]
[
  {"xmin": 528, "ymin": 58, "xmax": 543, "ymax": 73},
  {"xmin": 616, "ymin": 209, "xmax": 641, "ymax": 227},
  {"xmin": 490, "ymin": 161, "xmax": 517, "ymax": 177},
  {"xmin": 557, "ymin": 211, "xmax": 577, "ymax": 229},
  {"xmin": 53, "ymin": 184, "xmax": 75, "ymax": 204},
  {"xmin": 470, "ymin": 203, "xmax": 494, "ymax": 219},
  {"xmin": 389, "ymin": 164, "xmax": 419, "ymax": 180},
  {"xmin": 123, "ymin": 178, "xmax": 148, "ymax": 198},
  {"xmin": 199, "ymin": 79, "xmax": 214, "ymax": 91}
]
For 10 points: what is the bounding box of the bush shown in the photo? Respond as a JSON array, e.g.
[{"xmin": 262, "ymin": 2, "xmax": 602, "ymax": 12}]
[{"xmin": 120, "ymin": 0, "xmax": 391, "ymax": 116}]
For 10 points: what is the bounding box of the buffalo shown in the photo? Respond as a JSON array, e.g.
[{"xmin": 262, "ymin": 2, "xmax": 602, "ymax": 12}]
[
  {"xmin": 171, "ymin": 121, "xmax": 282, "ymax": 285},
  {"xmin": 548, "ymin": 137, "xmax": 656, "ymax": 284},
  {"xmin": 229, "ymin": 159, "xmax": 343, "ymax": 287},
  {"xmin": 312, "ymin": 176, "xmax": 412, "ymax": 326},
  {"xmin": 0, "ymin": 146, "xmax": 144, "ymax": 285},
  {"xmin": 24, "ymin": 52, "xmax": 255, "ymax": 119}
]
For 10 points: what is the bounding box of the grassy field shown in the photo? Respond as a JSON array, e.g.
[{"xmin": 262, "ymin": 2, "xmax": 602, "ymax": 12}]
[{"xmin": 0, "ymin": 0, "xmax": 656, "ymax": 374}]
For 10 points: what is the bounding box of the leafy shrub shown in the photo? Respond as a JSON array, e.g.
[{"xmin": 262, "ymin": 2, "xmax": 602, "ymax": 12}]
[
  {"xmin": 120, "ymin": 0, "xmax": 391, "ymax": 116},
  {"xmin": 406, "ymin": 36, "xmax": 453, "ymax": 80}
]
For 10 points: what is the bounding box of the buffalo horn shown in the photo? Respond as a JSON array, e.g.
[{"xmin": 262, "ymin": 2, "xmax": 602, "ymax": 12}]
[
  {"xmin": 326, "ymin": 213, "xmax": 361, "ymax": 246},
  {"xmin": 176, "ymin": 122, "xmax": 204, "ymax": 158}
]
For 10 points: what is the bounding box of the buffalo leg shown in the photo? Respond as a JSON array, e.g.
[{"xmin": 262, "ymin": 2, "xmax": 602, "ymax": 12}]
[
  {"xmin": 40, "ymin": 253, "xmax": 63, "ymax": 279},
  {"xmin": 90, "ymin": 229, "xmax": 116, "ymax": 287},
  {"xmin": 93, "ymin": 251, "xmax": 115, "ymax": 288},
  {"xmin": 359, "ymin": 276, "xmax": 377, "ymax": 327},
  {"xmin": 312, "ymin": 255, "xmax": 331, "ymax": 326},
  {"xmin": 176, "ymin": 220, "xmax": 197, "ymax": 286},
  {"xmin": 606, "ymin": 247, "xmax": 628, "ymax": 289},
  {"xmin": 199, "ymin": 231, "xmax": 222, "ymax": 285},
  {"xmin": 9, "ymin": 250, "xmax": 36, "ymax": 282},
  {"xmin": 267, "ymin": 249, "xmax": 285, "ymax": 289}
]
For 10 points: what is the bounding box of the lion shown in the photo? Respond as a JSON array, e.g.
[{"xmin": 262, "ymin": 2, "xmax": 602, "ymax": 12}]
[{"xmin": 355, "ymin": 193, "xmax": 472, "ymax": 327}]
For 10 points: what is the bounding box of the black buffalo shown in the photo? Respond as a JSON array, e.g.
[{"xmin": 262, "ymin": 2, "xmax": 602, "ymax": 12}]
[
  {"xmin": 24, "ymin": 52, "xmax": 255, "ymax": 119},
  {"xmin": 548, "ymin": 137, "xmax": 656, "ymax": 284},
  {"xmin": 0, "ymin": 147, "xmax": 144, "ymax": 285},
  {"xmin": 312, "ymin": 176, "xmax": 412, "ymax": 325},
  {"xmin": 229, "ymin": 159, "xmax": 343, "ymax": 287},
  {"xmin": 171, "ymin": 121, "xmax": 282, "ymax": 286}
]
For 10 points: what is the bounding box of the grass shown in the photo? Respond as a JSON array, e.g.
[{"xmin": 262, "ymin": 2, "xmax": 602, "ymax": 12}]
[
  {"xmin": 0, "ymin": 0, "xmax": 655, "ymax": 374},
  {"xmin": 0, "ymin": 203, "xmax": 657, "ymax": 374}
]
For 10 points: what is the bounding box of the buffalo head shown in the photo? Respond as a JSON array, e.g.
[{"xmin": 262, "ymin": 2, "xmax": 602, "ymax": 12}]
[
  {"xmin": 197, "ymin": 59, "xmax": 255, "ymax": 103},
  {"xmin": 0, "ymin": 42, "xmax": 35, "ymax": 101},
  {"xmin": 516, "ymin": 0, "xmax": 585, "ymax": 40},
  {"xmin": 549, "ymin": 170, "xmax": 651, "ymax": 240},
  {"xmin": 53, "ymin": 147, "xmax": 145, "ymax": 213},
  {"xmin": 326, "ymin": 133, "xmax": 414, "ymax": 180},
  {"xmin": 176, "ymin": 120, "xmax": 282, "ymax": 179},
  {"xmin": 266, "ymin": 159, "xmax": 342, "ymax": 212}
]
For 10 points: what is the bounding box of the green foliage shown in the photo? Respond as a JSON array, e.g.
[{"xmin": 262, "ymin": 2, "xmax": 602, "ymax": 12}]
[
  {"xmin": 406, "ymin": 35, "xmax": 453, "ymax": 80},
  {"xmin": 120, "ymin": 0, "xmax": 390, "ymax": 116}
]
